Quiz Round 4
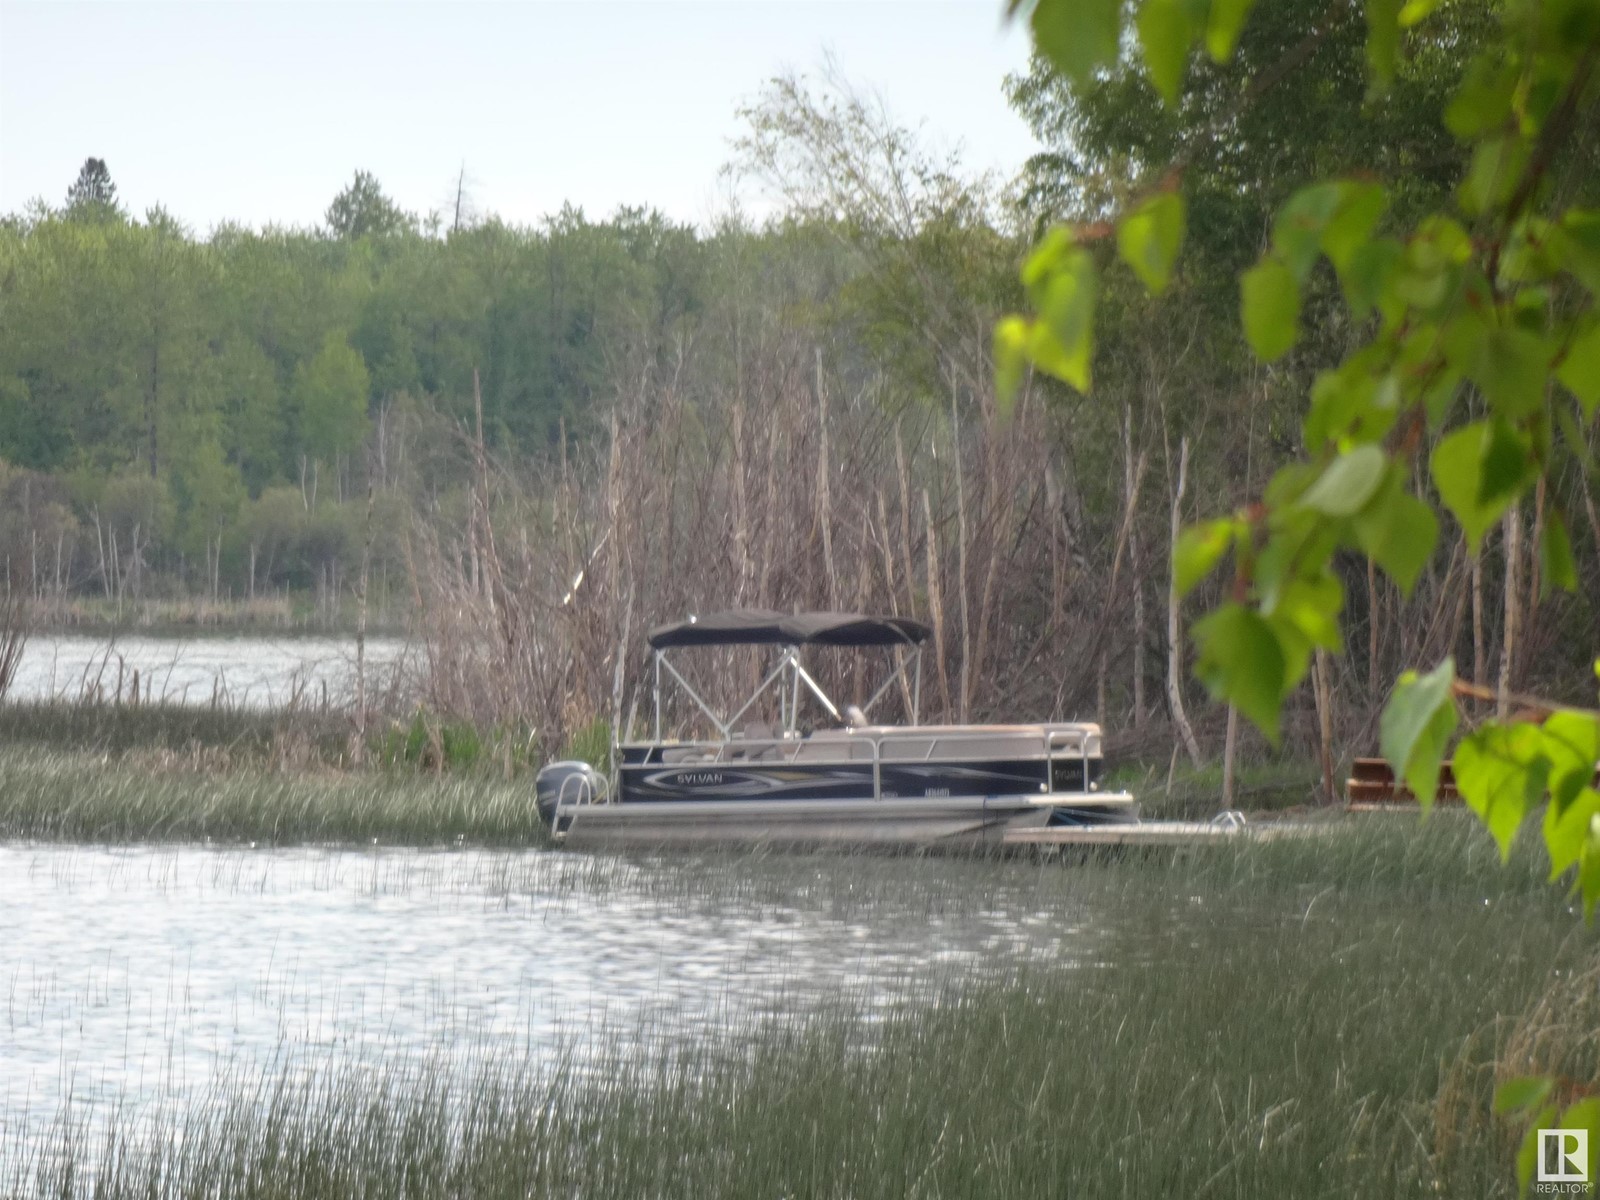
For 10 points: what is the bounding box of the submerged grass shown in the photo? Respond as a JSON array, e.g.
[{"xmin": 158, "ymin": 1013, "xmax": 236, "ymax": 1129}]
[{"xmin": 3, "ymin": 817, "xmax": 1591, "ymax": 1198}]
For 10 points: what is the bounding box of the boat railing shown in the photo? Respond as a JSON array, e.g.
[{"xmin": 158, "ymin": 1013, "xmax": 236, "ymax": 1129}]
[{"xmin": 624, "ymin": 724, "xmax": 1102, "ymax": 794}]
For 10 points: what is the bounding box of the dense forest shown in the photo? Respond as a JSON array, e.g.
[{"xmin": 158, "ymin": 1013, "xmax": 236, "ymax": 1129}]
[{"xmin": 2, "ymin": 0, "xmax": 1596, "ymax": 753}]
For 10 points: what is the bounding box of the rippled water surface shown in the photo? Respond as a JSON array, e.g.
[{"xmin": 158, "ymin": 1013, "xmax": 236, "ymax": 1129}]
[
  {"xmin": 0, "ymin": 844, "xmax": 1102, "ymax": 1147},
  {"xmin": 11, "ymin": 636, "xmax": 410, "ymax": 708}
]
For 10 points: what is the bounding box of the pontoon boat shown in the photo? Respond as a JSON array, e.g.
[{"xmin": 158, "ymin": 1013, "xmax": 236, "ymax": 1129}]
[{"xmin": 535, "ymin": 610, "xmax": 1136, "ymax": 847}]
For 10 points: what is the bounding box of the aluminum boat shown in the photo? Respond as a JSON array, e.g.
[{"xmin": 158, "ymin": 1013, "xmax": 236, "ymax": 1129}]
[{"xmin": 535, "ymin": 609, "xmax": 1137, "ymax": 848}]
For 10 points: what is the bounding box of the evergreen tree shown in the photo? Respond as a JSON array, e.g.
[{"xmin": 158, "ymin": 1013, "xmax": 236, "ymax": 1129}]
[
  {"xmin": 324, "ymin": 171, "xmax": 411, "ymax": 240},
  {"xmin": 64, "ymin": 157, "xmax": 123, "ymax": 222}
]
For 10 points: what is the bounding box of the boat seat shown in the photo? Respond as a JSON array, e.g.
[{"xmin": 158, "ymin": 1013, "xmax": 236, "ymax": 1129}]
[
  {"xmin": 792, "ymin": 731, "xmax": 874, "ymax": 761},
  {"xmin": 660, "ymin": 747, "xmax": 718, "ymax": 764}
]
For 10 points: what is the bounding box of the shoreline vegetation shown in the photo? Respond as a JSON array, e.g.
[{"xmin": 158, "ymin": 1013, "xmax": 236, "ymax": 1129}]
[
  {"xmin": 3, "ymin": 820, "xmax": 1592, "ymax": 1199},
  {"xmin": 26, "ymin": 593, "xmax": 403, "ymax": 638}
]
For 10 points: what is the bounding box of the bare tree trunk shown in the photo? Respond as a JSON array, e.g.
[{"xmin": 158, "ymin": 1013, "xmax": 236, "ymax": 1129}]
[
  {"xmin": 1472, "ymin": 544, "xmax": 1486, "ymax": 685},
  {"xmin": 951, "ymin": 390, "xmax": 971, "ymax": 723},
  {"xmin": 922, "ymin": 488, "xmax": 952, "ymax": 720},
  {"xmin": 1167, "ymin": 437, "xmax": 1202, "ymax": 766},
  {"xmin": 1499, "ymin": 502, "xmax": 1521, "ymax": 717},
  {"xmin": 1367, "ymin": 557, "xmax": 1380, "ymax": 696},
  {"xmin": 354, "ymin": 470, "xmax": 374, "ymax": 767},
  {"xmin": 1123, "ymin": 404, "xmax": 1147, "ymax": 729},
  {"xmin": 1313, "ymin": 647, "xmax": 1335, "ymax": 804},
  {"xmin": 816, "ymin": 351, "xmax": 838, "ymax": 610},
  {"xmin": 1526, "ymin": 476, "xmax": 1545, "ymax": 662},
  {"xmin": 1222, "ymin": 705, "xmax": 1239, "ymax": 808}
]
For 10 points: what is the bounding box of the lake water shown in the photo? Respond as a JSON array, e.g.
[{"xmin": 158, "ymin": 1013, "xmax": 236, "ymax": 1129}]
[
  {"xmin": 8, "ymin": 635, "xmax": 412, "ymax": 709},
  {"xmin": 0, "ymin": 845, "xmax": 1101, "ymax": 1153}
]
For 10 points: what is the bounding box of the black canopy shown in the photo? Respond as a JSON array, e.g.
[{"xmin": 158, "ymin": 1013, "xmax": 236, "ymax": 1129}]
[{"xmin": 648, "ymin": 610, "xmax": 930, "ymax": 649}]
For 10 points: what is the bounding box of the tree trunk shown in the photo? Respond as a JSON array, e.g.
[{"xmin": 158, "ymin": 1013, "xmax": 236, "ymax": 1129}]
[
  {"xmin": 1123, "ymin": 404, "xmax": 1146, "ymax": 730},
  {"xmin": 1498, "ymin": 502, "xmax": 1521, "ymax": 718},
  {"xmin": 1472, "ymin": 545, "xmax": 1485, "ymax": 685},
  {"xmin": 1222, "ymin": 705, "xmax": 1239, "ymax": 808},
  {"xmin": 1313, "ymin": 648, "xmax": 1336, "ymax": 804},
  {"xmin": 1167, "ymin": 437, "xmax": 1202, "ymax": 766},
  {"xmin": 1367, "ymin": 557, "xmax": 1380, "ymax": 696}
]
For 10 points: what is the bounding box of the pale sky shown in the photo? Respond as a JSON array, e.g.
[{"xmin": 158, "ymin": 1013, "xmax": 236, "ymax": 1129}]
[{"xmin": 0, "ymin": 0, "xmax": 1040, "ymax": 235}]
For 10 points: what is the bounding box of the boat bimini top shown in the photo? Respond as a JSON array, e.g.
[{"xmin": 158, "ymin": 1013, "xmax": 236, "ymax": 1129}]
[{"xmin": 643, "ymin": 609, "xmax": 931, "ymax": 742}]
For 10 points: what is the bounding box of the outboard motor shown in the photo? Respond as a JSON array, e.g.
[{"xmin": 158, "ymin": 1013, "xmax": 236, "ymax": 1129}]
[{"xmin": 535, "ymin": 760, "xmax": 607, "ymax": 829}]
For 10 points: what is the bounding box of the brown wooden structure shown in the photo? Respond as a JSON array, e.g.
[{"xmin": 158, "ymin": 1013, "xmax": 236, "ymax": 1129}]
[{"xmin": 1346, "ymin": 758, "xmax": 1462, "ymax": 809}]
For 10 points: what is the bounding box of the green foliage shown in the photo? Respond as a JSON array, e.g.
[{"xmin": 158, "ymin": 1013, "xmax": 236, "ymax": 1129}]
[
  {"xmin": 1240, "ymin": 257, "xmax": 1299, "ymax": 360},
  {"xmin": 1115, "ymin": 190, "xmax": 1185, "ymax": 294},
  {"xmin": 1379, "ymin": 658, "xmax": 1458, "ymax": 810},
  {"xmin": 1008, "ymin": 4, "xmax": 1600, "ymax": 1162},
  {"xmin": 293, "ymin": 333, "xmax": 370, "ymax": 462},
  {"xmin": 63, "ymin": 157, "xmax": 123, "ymax": 224},
  {"xmin": 1006, "ymin": 0, "xmax": 1598, "ymax": 750},
  {"xmin": 324, "ymin": 170, "xmax": 413, "ymax": 240}
]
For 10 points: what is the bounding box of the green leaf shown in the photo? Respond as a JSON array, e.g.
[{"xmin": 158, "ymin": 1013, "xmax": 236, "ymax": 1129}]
[
  {"xmin": 1026, "ymin": 322, "xmax": 1091, "ymax": 394},
  {"xmin": 1561, "ymin": 1098, "xmax": 1600, "ymax": 1170},
  {"xmin": 1241, "ymin": 257, "xmax": 1300, "ymax": 362},
  {"xmin": 1193, "ymin": 603, "xmax": 1288, "ymax": 741},
  {"xmin": 1460, "ymin": 134, "xmax": 1531, "ymax": 217},
  {"xmin": 1205, "ymin": 0, "xmax": 1255, "ymax": 61},
  {"xmin": 1544, "ymin": 785, "xmax": 1600, "ymax": 881},
  {"xmin": 1032, "ymin": 0, "xmax": 1122, "ymax": 85},
  {"xmin": 1174, "ymin": 518, "xmax": 1235, "ymax": 597},
  {"xmin": 1021, "ymin": 231, "xmax": 1098, "ymax": 393},
  {"xmin": 1431, "ymin": 422, "xmax": 1512, "ymax": 553},
  {"xmin": 1339, "ymin": 237, "xmax": 1404, "ymax": 320},
  {"xmin": 1556, "ymin": 319, "xmax": 1600, "ymax": 418},
  {"xmin": 1543, "ymin": 710, "xmax": 1600, "ymax": 816},
  {"xmin": 1397, "ymin": 0, "xmax": 1441, "ymax": 24},
  {"xmin": 1557, "ymin": 209, "xmax": 1600, "ymax": 297},
  {"xmin": 1298, "ymin": 444, "xmax": 1387, "ymax": 516},
  {"xmin": 1365, "ymin": 0, "xmax": 1402, "ymax": 88},
  {"xmin": 994, "ymin": 317, "xmax": 1030, "ymax": 413},
  {"xmin": 1305, "ymin": 363, "xmax": 1401, "ymax": 448},
  {"xmin": 1540, "ymin": 509, "xmax": 1578, "ymax": 595},
  {"xmin": 1274, "ymin": 183, "xmax": 1345, "ymax": 281},
  {"xmin": 1517, "ymin": 1104, "xmax": 1559, "ymax": 1194},
  {"xmin": 1473, "ymin": 327, "xmax": 1552, "ymax": 420},
  {"xmin": 1495, "ymin": 1075, "xmax": 1555, "ymax": 1115},
  {"xmin": 1117, "ymin": 191, "xmax": 1186, "ymax": 295},
  {"xmin": 1321, "ymin": 183, "xmax": 1388, "ymax": 277},
  {"xmin": 1455, "ymin": 722, "xmax": 1550, "ymax": 860},
  {"xmin": 1354, "ymin": 471, "xmax": 1439, "ymax": 596},
  {"xmin": 1581, "ymin": 831, "xmax": 1600, "ymax": 919},
  {"xmin": 1137, "ymin": 0, "xmax": 1196, "ymax": 107},
  {"xmin": 1478, "ymin": 418, "xmax": 1535, "ymax": 507},
  {"xmin": 1379, "ymin": 658, "xmax": 1457, "ymax": 810},
  {"xmin": 1267, "ymin": 572, "xmax": 1345, "ymax": 656},
  {"xmin": 1445, "ymin": 57, "xmax": 1517, "ymax": 139}
]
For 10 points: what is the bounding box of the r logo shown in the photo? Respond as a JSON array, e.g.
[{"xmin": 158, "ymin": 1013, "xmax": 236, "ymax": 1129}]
[{"xmin": 1539, "ymin": 1129, "xmax": 1590, "ymax": 1184}]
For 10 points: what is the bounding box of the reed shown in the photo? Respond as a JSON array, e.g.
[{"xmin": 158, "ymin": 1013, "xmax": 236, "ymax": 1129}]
[
  {"xmin": 5, "ymin": 817, "xmax": 1586, "ymax": 1199},
  {"xmin": 0, "ymin": 746, "xmax": 548, "ymax": 845}
]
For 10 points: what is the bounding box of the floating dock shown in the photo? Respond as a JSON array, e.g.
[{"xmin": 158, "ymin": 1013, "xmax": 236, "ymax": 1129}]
[{"xmin": 1003, "ymin": 818, "xmax": 1323, "ymax": 848}]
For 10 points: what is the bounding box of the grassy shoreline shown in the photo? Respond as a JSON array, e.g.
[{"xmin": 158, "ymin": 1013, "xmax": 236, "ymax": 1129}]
[
  {"xmin": 3, "ymin": 819, "xmax": 1590, "ymax": 1198},
  {"xmin": 0, "ymin": 745, "xmax": 549, "ymax": 846}
]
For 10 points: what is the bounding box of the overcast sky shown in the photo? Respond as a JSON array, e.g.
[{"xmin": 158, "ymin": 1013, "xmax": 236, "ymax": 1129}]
[{"xmin": 0, "ymin": 0, "xmax": 1040, "ymax": 235}]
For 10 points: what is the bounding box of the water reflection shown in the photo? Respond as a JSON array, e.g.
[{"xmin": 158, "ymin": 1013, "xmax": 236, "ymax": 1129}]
[
  {"xmin": 9, "ymin": 636, "xmax": 410, "ymax": 709},
  {"xmin": 0, "ymin": 845, "xmax": 1098, "ymax": 1146}
]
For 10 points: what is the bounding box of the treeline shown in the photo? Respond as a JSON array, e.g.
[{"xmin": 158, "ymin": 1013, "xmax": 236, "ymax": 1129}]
[
  {"xmin": 0, "ymin": 167, "xmax": 764, "ymax": 614},
  {"xmin": 3, "ymin": 0, "xmax": 1598, "ymax": 759}
]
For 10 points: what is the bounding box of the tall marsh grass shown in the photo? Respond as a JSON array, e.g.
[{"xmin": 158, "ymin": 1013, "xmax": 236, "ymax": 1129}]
[
  {"xmin": 3, "ymin": 817, "xmax": 1591, "ymax": 1198},
  {"xmin": 0, "ymin": 747, "xmax": 547, "ymax": 845}
]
